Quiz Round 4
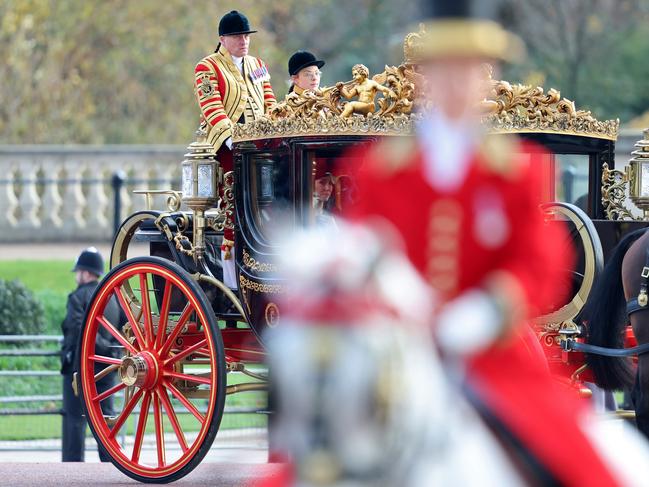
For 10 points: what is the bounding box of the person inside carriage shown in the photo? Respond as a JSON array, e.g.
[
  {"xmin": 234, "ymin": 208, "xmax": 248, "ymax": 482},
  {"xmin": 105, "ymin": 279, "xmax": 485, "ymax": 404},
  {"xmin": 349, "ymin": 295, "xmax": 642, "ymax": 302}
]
[
  {"xmin": 287, "ymin": 50, "xmax": 325, "ymax": 97},
  {"xmin": 312, "ymin": 157, "xmax": 338, "ymax": 228},
  {"xmin": 311, "ymin": 156, "xmax": 358, "ymax": 229}
]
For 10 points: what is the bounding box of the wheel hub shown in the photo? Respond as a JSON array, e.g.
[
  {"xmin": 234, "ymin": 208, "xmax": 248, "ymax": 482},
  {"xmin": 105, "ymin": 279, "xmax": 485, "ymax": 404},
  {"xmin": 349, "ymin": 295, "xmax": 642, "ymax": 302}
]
[{"xmin": 119, "ymin": 351, "xmax": 159, "ymax": 389}]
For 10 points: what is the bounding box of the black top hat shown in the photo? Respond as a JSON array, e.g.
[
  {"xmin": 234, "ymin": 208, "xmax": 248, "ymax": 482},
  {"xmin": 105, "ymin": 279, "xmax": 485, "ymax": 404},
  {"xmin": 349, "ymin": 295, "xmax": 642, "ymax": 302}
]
[
  {"xmin": 421, "ymin": 0, "xmax": 500, "ymax": 20},
  {"xmin": 288, "ymin": 51, "xmax": 325, "ymax": 76},
  {"xmin": 72, "ymin": 247, "xmax": 104, "ymax": 277},
  {"xmin": 218, "ymin": 10, "xmax": 257, "ymax": 36},
  {"xmin": 415, "ymin": 0, "xmax": 524, "ymax": 62}
]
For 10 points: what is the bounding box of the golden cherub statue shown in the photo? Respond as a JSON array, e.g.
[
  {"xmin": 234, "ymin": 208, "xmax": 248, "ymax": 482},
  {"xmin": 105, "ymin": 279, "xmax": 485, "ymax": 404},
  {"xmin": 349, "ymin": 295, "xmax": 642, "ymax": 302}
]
[{"xmin": 336, "ymin": 64, "xmax": 396, "ymax": 118}]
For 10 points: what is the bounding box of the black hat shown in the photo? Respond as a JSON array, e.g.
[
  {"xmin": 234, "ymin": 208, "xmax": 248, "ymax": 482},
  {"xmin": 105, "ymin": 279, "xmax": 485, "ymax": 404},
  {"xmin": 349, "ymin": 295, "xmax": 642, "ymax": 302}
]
[
  {"xmin": 218, "ymin": 10, "xmax": 257, "ymax": 36},
  {"xmin": 288, "ymin": 51, "xmax": 325, "ymax": 76},
  {"xmin": 72, "ymin": 247, "xmax": 104, "ymax": 277},
  {"xmin": 414, "ymin": 0, "xmax": 524, "ymax": 62},
  {"xmin": 421, "ymin": 0, "xmax": 499, "ymax": 19}
]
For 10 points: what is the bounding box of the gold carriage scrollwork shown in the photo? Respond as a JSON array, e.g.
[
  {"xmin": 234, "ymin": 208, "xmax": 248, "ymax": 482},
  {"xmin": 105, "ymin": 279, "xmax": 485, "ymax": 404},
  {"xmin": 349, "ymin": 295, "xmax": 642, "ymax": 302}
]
[
  {"xmin": 239, "ymin": 275, "xmax": 287, "ymax": 294},
  {"xmin": 601, "ymin": 162, "xmax": 635, "ymax": 220},
  {"xmin": 233, "ymin": 26, "xmax": 619, "ymax": 143},
  {"xmin": 242, "ymin": 249, "xmax": 277, "ymax": 273}
]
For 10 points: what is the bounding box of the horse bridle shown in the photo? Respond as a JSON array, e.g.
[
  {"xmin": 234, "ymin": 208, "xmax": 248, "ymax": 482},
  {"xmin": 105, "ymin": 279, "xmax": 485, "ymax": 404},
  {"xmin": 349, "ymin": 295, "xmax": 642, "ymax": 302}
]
[
  {"xmin": 626, "ymin": 244, "xmax": 649, "ymax": 316},
  {"xmin": 562, "ymin": 248, "xmax": 649, "ymax": 357}
]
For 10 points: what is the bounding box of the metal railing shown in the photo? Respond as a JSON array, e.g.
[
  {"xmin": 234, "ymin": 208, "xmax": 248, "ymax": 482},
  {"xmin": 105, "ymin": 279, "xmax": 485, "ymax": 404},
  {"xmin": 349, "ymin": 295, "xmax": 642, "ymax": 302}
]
[
  {"xmin": 0, "ymin": 335, "xmax": 264, "ymax": 416},
  {"xmin": 0, "ymin": 335, "xmax": 63, "ymax": 416}
]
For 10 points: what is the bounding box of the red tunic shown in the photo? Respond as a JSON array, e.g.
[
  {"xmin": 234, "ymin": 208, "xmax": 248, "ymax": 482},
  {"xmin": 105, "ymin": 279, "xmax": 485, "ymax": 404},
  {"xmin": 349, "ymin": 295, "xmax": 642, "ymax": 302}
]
[{"xmin": 346, "ymin": 135, "xmax": 621, "ymax": 487}]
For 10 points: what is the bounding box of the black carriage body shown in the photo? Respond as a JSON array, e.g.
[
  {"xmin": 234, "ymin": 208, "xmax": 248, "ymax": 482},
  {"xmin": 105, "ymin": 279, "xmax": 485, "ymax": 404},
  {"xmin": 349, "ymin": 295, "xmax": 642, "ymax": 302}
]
[
  {"xmin": 233, "ymin": 135, "xmax": 374, "ymax": 340},
  {"xmin": 231, "ymin": 132, "xmax": 628, "ymax": 339},
  {"xmin": 517, "ymin": 132, "xmax": 647, "ymax": 261},
  {"xmin": 115, "ymin": 131, "xmax": 625, "ymax": 340}
]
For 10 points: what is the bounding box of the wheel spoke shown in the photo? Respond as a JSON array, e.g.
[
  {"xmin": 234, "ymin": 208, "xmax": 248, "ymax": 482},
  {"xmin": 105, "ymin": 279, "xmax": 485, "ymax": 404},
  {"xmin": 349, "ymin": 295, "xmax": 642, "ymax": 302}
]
[
  {"xmin": 153, "ymin": 393, "xmax": 166, "ymax": 467},
  {"xmin": 159, "ymin": 303, "xmax": 195, "ymax": 357},
  {"xmin": 156, "ymin": 386, "xmax": 189, "ymax": 453},
  {"xmin": 155, "ymin": 280, "xmax": 173, "ymax": 350},
  {"xmin": 98, "ymin": 314, "xmax": 137, "ymax": 355},
  {"xmin": 94, "ymin": 382, "xmax": 126, "ymax": 403},
  {"xmin": 194, "ymin": 348, "xmax": 211, "ymax": 357},
  {"xmin": 109, "ymin": 388, "xmax": 144, "ymax": 439},
  {"xmin": 131, "ymin": 391, "xmax": 152, "ymax": 463},
  {"xmin": 113, "ymin": 285, "xmax": 146, "ymax": 351},
  {"xmin": 139, "ymin": 274, "xmax": 155, "ymax": 347},
  {"xmin": 164, "ymin": 339, "xmax": 208, "ymax": 367},
  {"xmin": 163, "ymin": 370, "xmax": 212, "ymax": 386},
  {"xmin": 164, "ymin": 379, "xmax": 205, "ymax": 423},
  {"xmin": 80, "ymin": 259, "xmax": 223, "ymax": 480},
  {"xmin": 90, "ymin": 355, "xmax": 122, "ymax": 366},
  {"xmin": 94, "ymin": 364, "xmax": 119, "ymax": 383}
]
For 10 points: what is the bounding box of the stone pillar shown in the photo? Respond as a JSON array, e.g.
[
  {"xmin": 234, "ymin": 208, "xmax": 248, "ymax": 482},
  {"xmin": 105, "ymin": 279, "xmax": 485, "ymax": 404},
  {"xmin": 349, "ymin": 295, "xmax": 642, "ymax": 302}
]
[
  {"xmin": 16, "ymin": 160, "xmax": 41, "ymax": 230},
  {"xmin": 61, "ymin": 160, "xmax": 86, "ymax": 234},
  {"xmin": 41, "ymin": 159, "xmax": 63, "ymax": 229},
  {"xmin": 85, "ymin": 163, "xmax": 109, "ymax": 234},
  {"xmin": 0, "ymin": 163, "xmax": 18, "ymax": 228}
]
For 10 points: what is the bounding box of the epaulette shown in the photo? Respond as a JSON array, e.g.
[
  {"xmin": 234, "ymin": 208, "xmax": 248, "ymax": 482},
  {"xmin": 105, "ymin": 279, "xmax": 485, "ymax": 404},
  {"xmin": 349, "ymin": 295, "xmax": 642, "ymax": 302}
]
[
  {"xmin": 367, "ymin": 135, "xmax": 417, "ymax": 177},
  {"xmin": 476, "ymin": 134, "xmax": 523, "ymax": 179}
]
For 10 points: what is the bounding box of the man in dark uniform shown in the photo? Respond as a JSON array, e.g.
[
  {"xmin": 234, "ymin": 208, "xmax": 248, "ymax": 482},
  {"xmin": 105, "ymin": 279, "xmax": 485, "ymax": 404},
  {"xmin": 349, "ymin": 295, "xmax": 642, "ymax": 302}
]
[{"xmin": 60, "ymin": 247, "xmax": 117, "ymax": 462}]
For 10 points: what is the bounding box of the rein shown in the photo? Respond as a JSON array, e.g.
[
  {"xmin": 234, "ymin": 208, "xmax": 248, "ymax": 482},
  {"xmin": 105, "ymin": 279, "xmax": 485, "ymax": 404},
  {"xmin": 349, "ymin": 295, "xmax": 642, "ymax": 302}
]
[{"xmin": 564, "ymin": 339, "xmax": 649, "ymax": 357}]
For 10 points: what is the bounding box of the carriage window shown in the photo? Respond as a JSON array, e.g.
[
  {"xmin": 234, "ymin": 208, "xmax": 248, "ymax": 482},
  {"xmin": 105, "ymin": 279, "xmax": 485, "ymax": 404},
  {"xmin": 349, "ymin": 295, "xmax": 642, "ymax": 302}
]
[
  {"xmin": 555, "ymin": 154, "xmax": 590, "ymax": 212},
  {"xmin": 306, "ymin": 149, "xmax": 359, "ymax": 228},
  {"xmin": 249, "ymin": 154, "xmax": 292, "ymax": 241}
]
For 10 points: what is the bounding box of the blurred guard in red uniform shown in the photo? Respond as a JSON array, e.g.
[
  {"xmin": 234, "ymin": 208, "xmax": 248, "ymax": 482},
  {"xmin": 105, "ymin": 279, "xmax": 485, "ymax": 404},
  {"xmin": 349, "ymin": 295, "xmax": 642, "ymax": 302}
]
[
  {"xmin": 348, "ymin": 1, "xmax": 633, "ymax": 486},
  {"xmin": 194, "ymin": 10, "xmax": 276, "ymax": 290}
]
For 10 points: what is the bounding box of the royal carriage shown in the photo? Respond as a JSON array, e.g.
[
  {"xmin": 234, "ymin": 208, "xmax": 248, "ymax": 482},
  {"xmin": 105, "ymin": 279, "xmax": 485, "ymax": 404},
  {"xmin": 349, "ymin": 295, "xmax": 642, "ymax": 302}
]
[{"xmin": 74, "ymin": 28, "xmax": 643, "ymax": 483}]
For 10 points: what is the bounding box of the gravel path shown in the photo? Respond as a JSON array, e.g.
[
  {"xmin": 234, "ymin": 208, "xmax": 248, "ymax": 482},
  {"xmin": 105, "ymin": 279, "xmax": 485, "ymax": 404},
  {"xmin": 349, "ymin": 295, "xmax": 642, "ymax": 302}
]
[
  {"xmin": 0, "ymin": 243, "xmax": 149, "ymax": 261},
  {"xmin": 0, "ymin": 462, "xmax": 282, "ymax": 486}
]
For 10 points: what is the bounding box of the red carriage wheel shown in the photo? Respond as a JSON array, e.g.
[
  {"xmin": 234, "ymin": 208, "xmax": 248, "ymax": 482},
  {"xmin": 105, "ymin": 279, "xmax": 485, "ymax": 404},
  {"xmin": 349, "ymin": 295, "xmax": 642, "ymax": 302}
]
[{"xmin": 77, "ymin": 256, "xmax": 226, "ymax": 483}]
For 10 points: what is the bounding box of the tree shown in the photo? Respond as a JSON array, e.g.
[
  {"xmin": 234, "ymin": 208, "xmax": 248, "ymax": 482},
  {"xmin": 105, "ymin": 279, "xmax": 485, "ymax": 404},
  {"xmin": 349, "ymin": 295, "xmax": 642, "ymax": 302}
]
[
  {"xmin": 501, "ymin": 0, "xmax": 649, "ymax": 122},
  {"xmin": 0, "ymin": 0, "xmax": 418, "ymax": 144}
]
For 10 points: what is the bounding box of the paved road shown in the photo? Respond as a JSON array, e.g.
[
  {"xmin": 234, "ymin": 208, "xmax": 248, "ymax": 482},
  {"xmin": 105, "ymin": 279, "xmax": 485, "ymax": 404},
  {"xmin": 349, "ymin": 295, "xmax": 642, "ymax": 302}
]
[
  {"xmin": 0, "ymin": 242, "xmax": 149, "ymax": 261},
  {"xmin": 0, "ymin": 462, "xmax": 283, "ymax": 486}
]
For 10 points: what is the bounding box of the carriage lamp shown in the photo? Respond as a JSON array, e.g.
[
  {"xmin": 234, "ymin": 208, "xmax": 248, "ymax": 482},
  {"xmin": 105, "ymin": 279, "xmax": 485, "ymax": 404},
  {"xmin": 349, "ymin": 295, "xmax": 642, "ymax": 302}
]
[
  {"xmin": 628, "ymin": 128, "xmax": 649, "ymax": 219},
  {"xmin": 181, "ymin": 128, "xmax": 222, "ymax": 261},
  {"xmin": 181, "ymin": 129, "xmax": 221, "ymax": 210}
]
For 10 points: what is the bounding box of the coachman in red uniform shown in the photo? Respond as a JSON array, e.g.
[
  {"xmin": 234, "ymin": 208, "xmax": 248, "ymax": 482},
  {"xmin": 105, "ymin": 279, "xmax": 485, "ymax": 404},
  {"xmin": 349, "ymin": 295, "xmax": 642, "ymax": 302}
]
[
  {"xmin": 194, "ymin": 10, "xmax": 276, "ymax": 290},
  {"xmin": 349, "ymin": 1, "xmax": 628, "ymax": 486}
]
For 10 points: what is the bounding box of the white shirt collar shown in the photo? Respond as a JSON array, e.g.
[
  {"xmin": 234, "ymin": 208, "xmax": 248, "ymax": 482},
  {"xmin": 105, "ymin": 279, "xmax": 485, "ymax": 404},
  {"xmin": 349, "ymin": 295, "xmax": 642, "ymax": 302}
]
[
  {"xmin": 231, "ymin": 55, "xmax": 244, "ymax": 73},
  {"xmin": 418, "ymin": 112, "xmax": 481, "ymax": 192}
]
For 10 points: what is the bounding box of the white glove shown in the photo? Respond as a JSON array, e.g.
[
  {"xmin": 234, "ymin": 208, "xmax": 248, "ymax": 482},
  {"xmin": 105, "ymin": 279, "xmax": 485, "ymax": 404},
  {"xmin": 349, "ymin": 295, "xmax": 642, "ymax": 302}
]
[
  {"xmin": 435, "ymin": 289, "xmax": 503, "ymax": 357},
  {"xmin": 225, "ymin": 137, "xmax": 233, "ymax": 150}
]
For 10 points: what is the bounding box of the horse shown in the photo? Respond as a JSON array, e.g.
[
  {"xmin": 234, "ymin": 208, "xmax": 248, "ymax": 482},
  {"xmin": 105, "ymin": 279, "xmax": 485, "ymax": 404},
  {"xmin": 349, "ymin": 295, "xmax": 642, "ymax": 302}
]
[{"xmin": 583, "ymin": 227, "xmax": 649, "ymax": 438}]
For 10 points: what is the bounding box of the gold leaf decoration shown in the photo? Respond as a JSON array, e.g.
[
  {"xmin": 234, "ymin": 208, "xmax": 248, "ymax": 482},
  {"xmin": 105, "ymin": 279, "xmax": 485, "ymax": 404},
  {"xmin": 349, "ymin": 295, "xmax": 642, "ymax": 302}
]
[{"xmin": 232, "ymin": 31, "xmax": 618, "ymax": 142}]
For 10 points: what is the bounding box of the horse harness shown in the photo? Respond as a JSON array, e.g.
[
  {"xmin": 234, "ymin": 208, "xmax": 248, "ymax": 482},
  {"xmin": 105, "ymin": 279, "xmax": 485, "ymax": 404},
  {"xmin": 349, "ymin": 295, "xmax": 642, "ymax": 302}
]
[
  {"xmin": 566, "ymin": 249, "xmax": 649, "ymax": 357},
  {"xmin": 626, "ymin": 245, "xmax": 649, "ymax": 316}
]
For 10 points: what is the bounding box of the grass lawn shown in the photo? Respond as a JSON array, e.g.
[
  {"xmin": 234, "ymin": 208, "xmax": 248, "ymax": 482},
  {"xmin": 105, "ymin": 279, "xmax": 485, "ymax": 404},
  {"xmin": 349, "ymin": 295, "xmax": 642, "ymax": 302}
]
[
  {"xmin": 1, "ymin": 260, "xmax": 267, "ymax": 441},
  {"xmin": 0, "ymin": 260, "xmax": 77, "ymax": 335},
  {"xmin": 0, "ymin": 260, "xmax": 77, "ymax": 292}
]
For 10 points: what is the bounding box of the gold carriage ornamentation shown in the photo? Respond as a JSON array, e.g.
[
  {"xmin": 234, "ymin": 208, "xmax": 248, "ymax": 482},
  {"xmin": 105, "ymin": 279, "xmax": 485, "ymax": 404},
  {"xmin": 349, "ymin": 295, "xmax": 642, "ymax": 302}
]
[{"xmin": 233, "ymin": 25, "xmax": 619, "ymax": 143}]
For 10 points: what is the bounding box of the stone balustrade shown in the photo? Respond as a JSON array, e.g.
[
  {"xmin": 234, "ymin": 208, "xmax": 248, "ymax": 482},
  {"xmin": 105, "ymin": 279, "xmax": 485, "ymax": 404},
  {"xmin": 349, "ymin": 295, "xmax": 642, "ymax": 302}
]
[
  {"xmin": 0, "ymin": 145, "xmax": 184, "ymax": 242},
  {"xmin": 0, "ymin": 133, "xmax": 642, "ymax": 243}
]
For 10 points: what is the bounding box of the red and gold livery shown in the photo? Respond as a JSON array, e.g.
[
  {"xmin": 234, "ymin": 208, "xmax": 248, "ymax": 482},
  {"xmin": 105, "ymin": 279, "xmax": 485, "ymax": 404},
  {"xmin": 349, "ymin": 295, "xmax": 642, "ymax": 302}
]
[{"xmin": 194, "ymin": 45, "xmax": 276, "ymax": 153}]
